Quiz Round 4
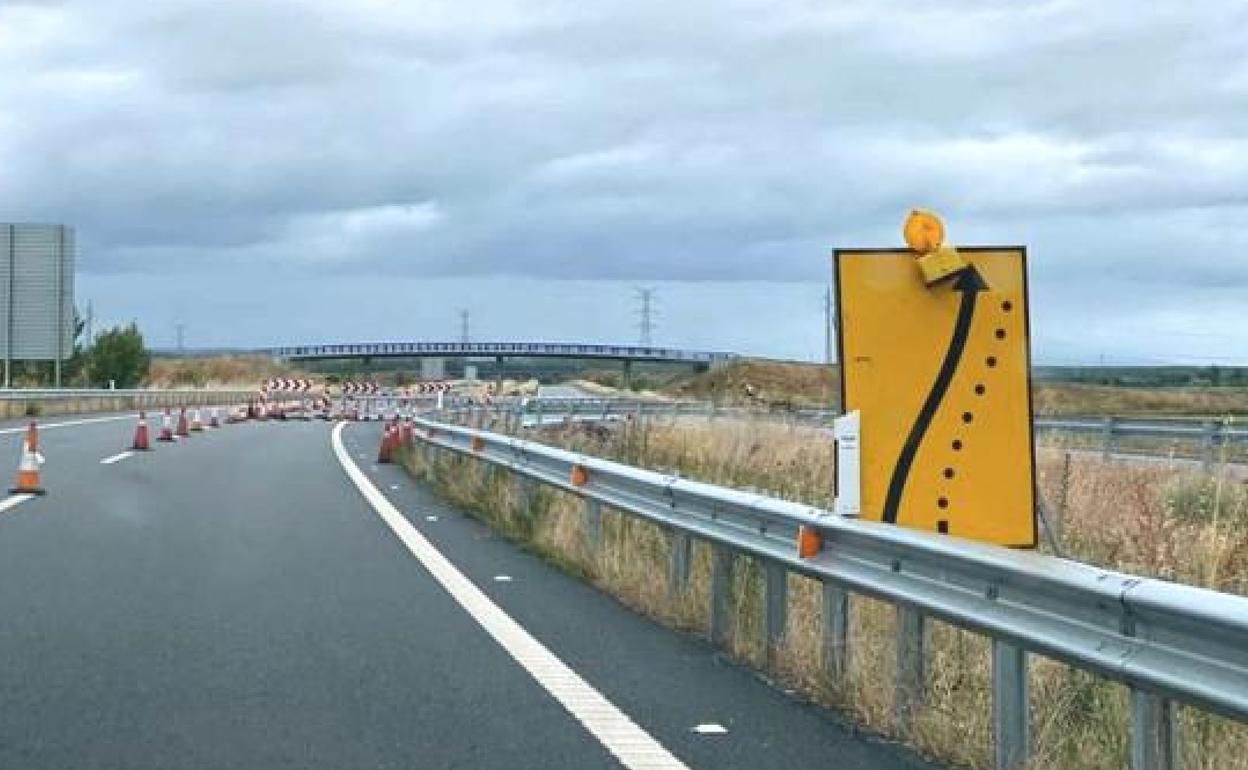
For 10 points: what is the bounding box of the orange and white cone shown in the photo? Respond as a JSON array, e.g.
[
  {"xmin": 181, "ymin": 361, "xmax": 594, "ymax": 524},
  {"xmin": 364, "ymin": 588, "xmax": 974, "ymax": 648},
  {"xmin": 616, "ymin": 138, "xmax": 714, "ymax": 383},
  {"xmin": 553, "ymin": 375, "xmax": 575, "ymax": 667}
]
[
  {"xmin": 132, "ymin": 411, "xmax": 151, "ymax": 451},
  {"xmin": 158, "ymin": 409, "xmax": 175, "ymax": 442},
  {"xmin": 10, "ymin": 422, "xmax": 45, "ymax": 495},
  {"xmin": 377, "ymin": 424, "xmax": 395, "ymax": 464},
  {"xmin": 209, "ymin": 407, "xmax": 221, "ymax": 428},
  {"xmin": 175, "ymin": 408, "xmax": 190, "ymax": 438},
  {"xmin": 190, "ymin": 408, "xmax": 204, "ymax": 432}
]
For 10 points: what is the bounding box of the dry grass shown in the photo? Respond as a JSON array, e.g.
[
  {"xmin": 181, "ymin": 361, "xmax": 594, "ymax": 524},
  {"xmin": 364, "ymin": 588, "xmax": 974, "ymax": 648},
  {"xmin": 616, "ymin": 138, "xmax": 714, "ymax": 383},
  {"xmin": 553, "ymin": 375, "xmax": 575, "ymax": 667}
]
[
  {"xmin": 1034, "ymin": 383, "xmax": 1248, "ymax": 417},
  {"xmin": 670, "ymin": 359, "xmax": 839, "ymax": 408},
  {"xmin": 145, "ymin": 355, "xmax": 308, "ymax": 388},
  {"xmin": 402, "ymin": 416, "xmax": 1248, "ymax": 769},
  {"xmin": 664, "ymin": 359, "xmax": 1248, "ymax": 417}
]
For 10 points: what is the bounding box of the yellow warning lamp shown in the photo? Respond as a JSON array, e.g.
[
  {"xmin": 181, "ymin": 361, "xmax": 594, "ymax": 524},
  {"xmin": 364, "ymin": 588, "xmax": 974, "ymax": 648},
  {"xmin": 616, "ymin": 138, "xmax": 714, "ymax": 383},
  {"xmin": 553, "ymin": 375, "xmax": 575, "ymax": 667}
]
[{"xmin": 903, "ymin": 209, "xmax": 969, "ymax": 286}]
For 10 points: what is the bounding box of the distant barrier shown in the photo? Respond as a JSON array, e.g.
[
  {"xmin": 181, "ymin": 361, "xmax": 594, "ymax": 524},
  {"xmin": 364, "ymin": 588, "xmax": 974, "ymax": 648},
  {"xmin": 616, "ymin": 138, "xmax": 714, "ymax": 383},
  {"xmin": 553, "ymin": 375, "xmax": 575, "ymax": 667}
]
[{"xmin": 0, "ymin": 388, "xmax": 258, "ymax": 419}]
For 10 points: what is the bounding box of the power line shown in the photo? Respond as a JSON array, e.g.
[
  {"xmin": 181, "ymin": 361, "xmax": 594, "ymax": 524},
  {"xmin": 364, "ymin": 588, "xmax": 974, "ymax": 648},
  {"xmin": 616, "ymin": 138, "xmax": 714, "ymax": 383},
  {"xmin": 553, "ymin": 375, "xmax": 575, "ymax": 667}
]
[
  {"xmin": 823, "ymin": 286, "xmax": 834, "ymax": 365},
  {"xmin": 635, "ymin": 288, "xmax": 656, "ymax": 346},
  {"xmin": 458, "ymin": 309, "xmax": 470, "ymax": 344}
]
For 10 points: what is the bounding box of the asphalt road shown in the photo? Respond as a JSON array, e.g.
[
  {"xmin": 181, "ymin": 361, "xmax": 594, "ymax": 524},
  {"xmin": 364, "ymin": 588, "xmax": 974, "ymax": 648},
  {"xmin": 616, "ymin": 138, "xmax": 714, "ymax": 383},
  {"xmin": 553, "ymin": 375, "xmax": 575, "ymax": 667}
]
[
  {"xmin": 0, "ymin": 413, "xmax": 940, "ymax": 770},
  {"xmin": 536, "ymin": 383, "xmax": 596, "ymax": 399}
]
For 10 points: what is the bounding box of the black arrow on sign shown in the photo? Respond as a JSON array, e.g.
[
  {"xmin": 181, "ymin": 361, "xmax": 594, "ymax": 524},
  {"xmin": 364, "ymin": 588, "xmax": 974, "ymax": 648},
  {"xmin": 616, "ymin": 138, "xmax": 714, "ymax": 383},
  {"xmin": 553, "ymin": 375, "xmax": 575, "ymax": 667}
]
[{"xmin": 882, "ymin": 266, "xmax": 989, "ymax": 524}]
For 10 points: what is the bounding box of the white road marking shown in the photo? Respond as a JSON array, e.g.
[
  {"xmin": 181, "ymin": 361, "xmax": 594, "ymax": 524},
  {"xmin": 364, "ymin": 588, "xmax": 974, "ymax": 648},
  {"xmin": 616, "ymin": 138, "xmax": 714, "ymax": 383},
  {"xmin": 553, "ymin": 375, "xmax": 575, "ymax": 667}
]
[
  {"xmin": 0, "ymin": 414, "xmax": 135, "ymax": 435},
  {"xmin": 0, "ymin": 494, "xmax": 34, "ymax": 513},
  {"xmin": 493, "ymin": 575, "xmax": 513, "ymax": 582},
  {"xmin": 425, "ymin": 515, "xmax": 439, "ymax": 522},
  {"xmin": 100, "ymin": 451, "xmax": 134, "ymax": 465},
  {"xmin": 692, "ymin": 724, "xmax": 728, "ymax": 735},
  {"xmin": 331, "ymin": 422, "xmax": 689, "ymax": 770}
]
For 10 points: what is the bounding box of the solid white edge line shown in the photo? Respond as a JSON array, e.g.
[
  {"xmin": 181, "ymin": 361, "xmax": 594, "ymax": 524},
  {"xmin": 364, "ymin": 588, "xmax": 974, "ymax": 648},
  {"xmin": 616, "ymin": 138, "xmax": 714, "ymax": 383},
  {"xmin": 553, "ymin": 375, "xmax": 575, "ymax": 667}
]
[
  {"xmin": 0, "ymin": 493, "xmax": 35, "ymax": 514},
  {"xmin": 0, "ymin": 414, "xmax": 137, "ymax": 435},
  {"xmin": 100, "ymin": 451, "xmax": 134, "ymax": 465},
  {"xmin": 330, "ymin": 421, "xmax": 689, "ymax": 770}
]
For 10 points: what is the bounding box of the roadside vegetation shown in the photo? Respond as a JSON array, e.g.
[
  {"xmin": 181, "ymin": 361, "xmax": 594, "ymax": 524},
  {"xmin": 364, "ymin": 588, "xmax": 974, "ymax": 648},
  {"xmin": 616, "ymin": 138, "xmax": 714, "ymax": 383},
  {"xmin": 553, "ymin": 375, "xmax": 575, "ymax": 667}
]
[
  {"xmin": 654, "ymin": 359, "xmax": 1248, "ymax": 417},
  {"xmin": 144, "ymin": 354, "xmax": 307, "ymax": 388},
  {"xmin": 401, "ymin": 414, "xmax": 1248, "ymax": 770}
]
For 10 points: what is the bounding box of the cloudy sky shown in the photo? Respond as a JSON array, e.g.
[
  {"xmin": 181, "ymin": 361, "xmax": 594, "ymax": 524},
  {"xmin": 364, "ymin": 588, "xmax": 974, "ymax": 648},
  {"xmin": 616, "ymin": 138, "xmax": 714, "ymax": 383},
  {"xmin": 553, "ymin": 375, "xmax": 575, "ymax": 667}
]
[{"xmin": 2, "ymin": 0, "xmax": 1247, "ymax": 363}]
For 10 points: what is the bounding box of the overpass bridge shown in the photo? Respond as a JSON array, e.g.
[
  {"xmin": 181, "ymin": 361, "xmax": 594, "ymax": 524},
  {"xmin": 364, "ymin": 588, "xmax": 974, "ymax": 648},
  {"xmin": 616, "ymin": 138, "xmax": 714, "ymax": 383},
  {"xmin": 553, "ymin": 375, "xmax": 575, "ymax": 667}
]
[{"xmin": 269, "ymin": 341, "xmax": 738, "ymax": 384}]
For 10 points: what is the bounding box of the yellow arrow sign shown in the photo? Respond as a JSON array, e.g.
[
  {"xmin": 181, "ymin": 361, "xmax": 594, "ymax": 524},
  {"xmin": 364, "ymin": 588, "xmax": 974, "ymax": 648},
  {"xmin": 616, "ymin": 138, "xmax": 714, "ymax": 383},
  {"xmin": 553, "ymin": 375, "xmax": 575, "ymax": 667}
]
[{"xmin": 834, "ymin": 246, "xmax": 1037, "ymax": 547}]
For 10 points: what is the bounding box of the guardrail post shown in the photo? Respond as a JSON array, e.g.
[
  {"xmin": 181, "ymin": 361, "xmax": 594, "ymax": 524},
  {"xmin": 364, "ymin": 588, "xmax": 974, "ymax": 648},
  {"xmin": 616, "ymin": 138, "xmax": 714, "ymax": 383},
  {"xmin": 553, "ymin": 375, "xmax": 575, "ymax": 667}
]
[
  {"xmin": 709, "ymin": 544, "xmax": 734, "ymax": 647},
  {"xmin": 821, "ymin": 582, "xmax": 850, "ymax": 684},
  {"xmin": 992, "ymin": 640, "xmax": 1029, "ymax": 770},
  {"xmin": 764, "ymin": 561, "xmax": 788, "ymax": 665},
  {"xmin": 895, "ymin": 605, "xmax": 926, "ymax": 733},
  {"xmin": 1102, "ymin": 417, "xmax": 1117, "ymax": 460},
  {"xmin": 667, "ymin": 531, "xmax": 691, "ymax": 598},
  {"xmin": 582, "ymin": 498, "xmax": 601, "ymax": 556},
  {"xmin": 1130, "ymin": 689, "xmax": 1178, "ymax": 770},
  {"xmin": 1201, "ymin": 420, "xmax": 1219, "ymax": 472}
]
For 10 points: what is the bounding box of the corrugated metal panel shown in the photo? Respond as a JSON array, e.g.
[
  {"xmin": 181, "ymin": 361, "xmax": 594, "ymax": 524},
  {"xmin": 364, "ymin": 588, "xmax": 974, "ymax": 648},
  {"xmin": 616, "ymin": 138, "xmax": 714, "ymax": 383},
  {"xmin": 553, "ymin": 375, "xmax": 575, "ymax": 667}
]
[{"xmin": 2, "ymin": 223, "xmax": 75, "ymax": 361}]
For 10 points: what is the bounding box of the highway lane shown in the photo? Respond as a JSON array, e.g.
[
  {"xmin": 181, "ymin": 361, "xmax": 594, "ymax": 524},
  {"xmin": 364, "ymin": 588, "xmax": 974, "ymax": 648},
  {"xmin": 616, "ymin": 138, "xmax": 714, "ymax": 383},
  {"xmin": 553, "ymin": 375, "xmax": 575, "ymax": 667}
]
[
  {"xmin": 537, "ymin": 384, "xmax": 595, "ymax": 399},
  {"xmin": 0, "ymin": 415, "xmax": 938, "ymax": 769}
]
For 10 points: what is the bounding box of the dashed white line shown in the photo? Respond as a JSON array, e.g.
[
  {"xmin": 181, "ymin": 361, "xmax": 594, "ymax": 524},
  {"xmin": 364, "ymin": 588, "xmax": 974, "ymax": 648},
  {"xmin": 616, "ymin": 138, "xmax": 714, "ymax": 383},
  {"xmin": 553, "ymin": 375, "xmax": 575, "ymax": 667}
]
[
  {"xmin": 100, "ymin": 451, "xmax": 134, "ymax": 465},
  {"xmin": 331, "ymin": 422, "xmax": 689, "ymax": 770},
  {"xmin": 0, "ymin": 494, "xmax": 35, "ymax": 514}
]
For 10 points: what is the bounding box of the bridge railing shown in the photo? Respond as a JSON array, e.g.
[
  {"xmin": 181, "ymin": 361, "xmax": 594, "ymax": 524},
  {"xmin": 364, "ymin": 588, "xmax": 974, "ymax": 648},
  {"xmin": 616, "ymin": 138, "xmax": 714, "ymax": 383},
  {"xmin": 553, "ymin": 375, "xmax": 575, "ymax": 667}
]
[
  {"xmin": 270, "ymin": 341, "xmax": 737, "ymax": 363},
  {"xmin": 407, "ymin": 411, "xmax": 1248, "ymax": 770}
]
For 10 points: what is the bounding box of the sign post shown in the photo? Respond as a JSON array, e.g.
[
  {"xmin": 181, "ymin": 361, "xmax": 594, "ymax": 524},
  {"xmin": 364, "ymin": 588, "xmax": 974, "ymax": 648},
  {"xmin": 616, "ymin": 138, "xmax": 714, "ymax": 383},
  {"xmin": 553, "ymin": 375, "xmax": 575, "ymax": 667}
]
[{"xmin": 833, "ymin": 212, "xmax": 1036, "ymax": 547}]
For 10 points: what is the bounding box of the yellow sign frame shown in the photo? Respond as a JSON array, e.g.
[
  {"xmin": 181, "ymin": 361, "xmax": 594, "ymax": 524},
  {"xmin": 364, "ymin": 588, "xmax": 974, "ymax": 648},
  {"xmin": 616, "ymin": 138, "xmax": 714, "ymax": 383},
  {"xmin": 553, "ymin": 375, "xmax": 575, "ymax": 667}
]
[{"xmin": 834, "ymin": 247, "xmax": 1037, "ymax": 548}]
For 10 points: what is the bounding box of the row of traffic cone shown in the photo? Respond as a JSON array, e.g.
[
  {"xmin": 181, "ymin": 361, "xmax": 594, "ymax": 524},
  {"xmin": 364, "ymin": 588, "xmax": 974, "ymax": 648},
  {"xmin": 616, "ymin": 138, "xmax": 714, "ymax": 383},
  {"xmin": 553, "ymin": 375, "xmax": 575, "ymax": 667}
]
[
  {"xmin": 376, "ymin": 417, "xmax": 417, "ymax": 464},
  {"xmin": 135, "ymin": 407, "xmax": 223, "ymax": 450},
  {"xmin": 12, "ymin": 401, "xmax": 280, "ymax": 497}
]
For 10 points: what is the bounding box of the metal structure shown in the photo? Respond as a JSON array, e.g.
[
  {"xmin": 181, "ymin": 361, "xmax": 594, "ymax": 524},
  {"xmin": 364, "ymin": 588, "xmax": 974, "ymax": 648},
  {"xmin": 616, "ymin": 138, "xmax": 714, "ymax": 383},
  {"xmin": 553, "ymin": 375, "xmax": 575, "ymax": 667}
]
[
  {"xmin": 635, "ymin": 288, "xmax": 656, "ymax": 347},
  {"xmin": 0, "ymin": 224, "xmax": 76, "ymax": 387},
  {"xmin": 0, "ymin": 388, "xmax": 256, "ymax": 416},
  {"xmin": 409, "ymin": 412, "xmax": 1248, "ymax": 770},
  {"xmin": 1036, "ymin": 415, "xmax": 1248, "ymax": 461},
  {"xmin": 271, "ymin": 342, "xmax": 734, "ymax": 366}
]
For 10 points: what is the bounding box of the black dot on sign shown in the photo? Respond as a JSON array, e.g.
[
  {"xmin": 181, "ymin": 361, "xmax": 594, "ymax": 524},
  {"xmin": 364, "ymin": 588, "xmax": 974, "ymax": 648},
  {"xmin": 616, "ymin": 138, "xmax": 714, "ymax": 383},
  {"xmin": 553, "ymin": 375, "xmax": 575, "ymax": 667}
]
[
  {"xmin": 986, "ymin": 356, "xmax": 998, "ymax": 368},
  {"xmin": 937, "ymin": 520, "xmax": 949, "ymax": 534},
  {"xmin": 975, "ymin": 384, "xmax": 986, "ymax": 396},
  {"xmin": 943, "ymin": 467, "xmax": 955, "ymax": 479},
  {"xmin": 962, "ymin": 411, "xmax": 974, "ymax": 424},
  {"xmin": 952, "ymin": 439, "xmax": 963, "ymax": 451},
  {"xmin": 1002, "ymin": 300, "xmax": 1013, "ymax": 312},
  {"xmin": 937, "ymin": 497, "xmax": 949, "ymax": 510},
  {"xmin": 995, "ymin": 328, "xmax": 1007, "ymax": 340}
]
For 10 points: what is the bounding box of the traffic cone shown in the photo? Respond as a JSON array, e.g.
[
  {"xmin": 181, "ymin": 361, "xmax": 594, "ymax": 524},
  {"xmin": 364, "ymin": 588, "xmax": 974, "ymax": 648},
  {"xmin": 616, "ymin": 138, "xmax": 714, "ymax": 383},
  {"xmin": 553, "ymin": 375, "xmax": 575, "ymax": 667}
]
[
  {"xmin": 209, "ymin": 407, "xmax": 220, "ymax": 429},
  {"xmin": 175, "ymin": 408, "xmax": 190, "ymax": 438},
  {"xmin": 190, "ymin": 408, "xmax": 204, "ymax": 432},
  {"xmin": 10, "ymin": 422, "xmax": 45, "ymax": 495},
  {"xmin": 377, "ymin": 424, "xmax": 395, "ymax": 464},
  {"xmin": 132, "ymin": 411, "xmax": 151, "ymax": 451},
  {"xmin": 158, "ymin": 409, "xmax": 175, "ymax": 442}
]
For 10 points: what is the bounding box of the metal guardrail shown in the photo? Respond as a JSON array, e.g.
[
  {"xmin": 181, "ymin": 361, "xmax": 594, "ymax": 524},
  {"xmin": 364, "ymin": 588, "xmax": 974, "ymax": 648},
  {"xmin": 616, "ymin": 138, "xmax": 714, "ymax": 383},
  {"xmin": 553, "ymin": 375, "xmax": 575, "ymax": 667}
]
[
  {"xmin": 0, "ymin": 388, "xmax": 259, "ymax": 416},
  {"xmin": 458, "ymin": 398, "xmax": 1248, "ymax": 460},
  {"xmin": 408, "ymin": 412, "xmax": 1248, "ymax": 770},
  {"xmin": 0, "ymin": 388, "xmax": 255, "ymax": 400}
]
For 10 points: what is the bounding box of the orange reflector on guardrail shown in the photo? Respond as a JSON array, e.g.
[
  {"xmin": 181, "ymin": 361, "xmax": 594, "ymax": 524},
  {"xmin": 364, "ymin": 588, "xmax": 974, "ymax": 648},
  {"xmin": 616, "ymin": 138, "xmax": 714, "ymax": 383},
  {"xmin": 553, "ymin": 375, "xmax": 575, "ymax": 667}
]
[
  {"xmin": 570, "ymin": 464, "xmax": 588, "ymax": 487},
  {"xmin": 798, "ymin": 525, "xmax": 821, "ymax": 559}
]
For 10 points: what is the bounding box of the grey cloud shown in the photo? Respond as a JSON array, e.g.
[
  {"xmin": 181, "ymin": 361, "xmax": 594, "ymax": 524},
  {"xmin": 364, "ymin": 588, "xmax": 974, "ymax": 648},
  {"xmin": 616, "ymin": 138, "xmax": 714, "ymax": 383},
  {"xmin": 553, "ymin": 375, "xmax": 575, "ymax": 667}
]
[{"xmin": 2, "ymin": 0, "xmax": 1248, "ymax": 360}]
